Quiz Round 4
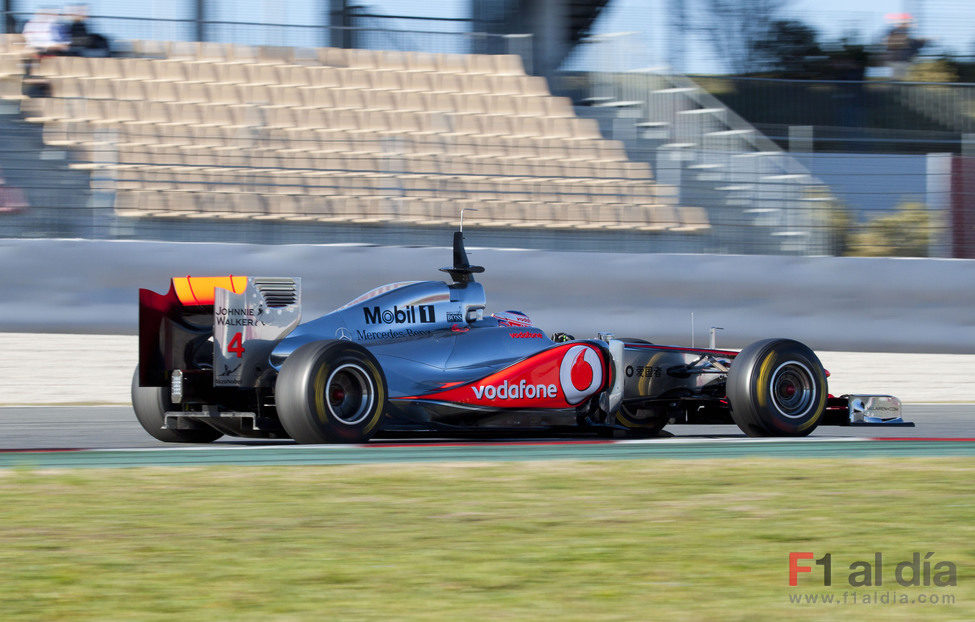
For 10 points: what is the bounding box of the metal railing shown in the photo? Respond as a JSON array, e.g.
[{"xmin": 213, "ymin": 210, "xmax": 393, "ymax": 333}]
[
  {"xmin": 564, "ymin": 69, "xmax": 836, "ymax": 254},
  {"xmin": 691, "ymin": 75, "xmax": 975, "ymax": 138},
  {"xmin": 2, "ymin": 11, "xmax": 532, "ymax": 61}
]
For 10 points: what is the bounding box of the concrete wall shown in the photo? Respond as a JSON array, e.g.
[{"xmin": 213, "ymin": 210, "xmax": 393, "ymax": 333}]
[
  {"xmin": 4, "ymin": 333, "xmax": 971, "ymax": 405},
  {"xmin": 0, "ymin": 238, "xmax": 973, "ymax": 353}
]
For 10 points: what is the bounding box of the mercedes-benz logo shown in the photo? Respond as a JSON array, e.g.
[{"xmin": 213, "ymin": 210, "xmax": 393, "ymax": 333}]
[{"xmin": 335, "ymin": 327, "xmax": 353, "ymax": 341}]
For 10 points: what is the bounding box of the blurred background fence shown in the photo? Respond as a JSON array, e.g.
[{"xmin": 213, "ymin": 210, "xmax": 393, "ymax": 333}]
[
  {"xmin": 1, "ymin": 9, "xmax": 533, "ymax": 57},
  {"xmin": 1, "ymin": 2, "xmax": 974, "ymax": 258}
]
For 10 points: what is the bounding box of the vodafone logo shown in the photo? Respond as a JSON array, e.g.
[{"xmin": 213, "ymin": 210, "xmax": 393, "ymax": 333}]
[
  {"xmin": 414, "ymin": 342, "xmax": 605, "ymax": 408},
  {"xmin": 559, "ymin": 345, "xmax": 603, "ymax": 405},
  {"xmin": 471, "ymin": 380, "xmax": 557, "ymax": 401}
]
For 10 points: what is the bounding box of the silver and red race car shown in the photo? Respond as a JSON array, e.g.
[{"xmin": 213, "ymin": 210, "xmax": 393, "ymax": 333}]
[{"xmin": 134, "ymin": 231, "xmax": 908, "ymax": 443}]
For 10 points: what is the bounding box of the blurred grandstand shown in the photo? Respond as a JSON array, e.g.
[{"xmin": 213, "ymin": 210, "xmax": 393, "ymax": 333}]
[
  {"xmin": 0, "ymin": 1, "xmax": 972, "ymax": 257},
  {"xmin": 0, "ymin": 29, "xmax": 720, "ymax": 252}
]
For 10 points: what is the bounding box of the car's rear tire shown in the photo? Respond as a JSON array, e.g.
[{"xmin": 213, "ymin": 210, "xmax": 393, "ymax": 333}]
[
  {"xmin": 726, "ymin": 339, "xmax": 827, "ymax": 437},
  {"xmin": 275, "ymin": 341, "xmax": 387, "ymax": 444},
  {"xmin": 131, "ymin": 367, "xmax": 223, "ymax": 443}
]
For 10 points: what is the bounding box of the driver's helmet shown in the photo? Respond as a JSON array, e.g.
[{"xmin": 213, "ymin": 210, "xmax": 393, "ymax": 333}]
[{"xmin": 492, "ymin": 310, "xmax": 532, "ymax": 327}]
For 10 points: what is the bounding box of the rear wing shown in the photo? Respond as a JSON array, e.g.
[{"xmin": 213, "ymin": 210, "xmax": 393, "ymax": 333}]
[{"xmin": 138, "ymin": 276, "xmax": 301, "ymax": 388}]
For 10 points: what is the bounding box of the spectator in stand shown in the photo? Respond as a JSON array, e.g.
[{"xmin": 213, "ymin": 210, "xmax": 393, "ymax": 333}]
[
  {"xmin": 884, "ymin": 13, "xmax": 926, "ymax": 80},
  {"xmin": 66, "ymin": 4, "xmax": 110, "ymax": 57},
  {"xmin": 22, "ymin": 8, "xmax": 69, "ymax": 57},
  {"xmin": 21, "ymin": 8, "xmax": 69, "ymax": 76}
]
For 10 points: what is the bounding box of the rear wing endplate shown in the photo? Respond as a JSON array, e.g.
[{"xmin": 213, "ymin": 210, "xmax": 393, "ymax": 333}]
[{"xmin": 138, "ymin": 276, "xmax": 301, "ymax": 388}]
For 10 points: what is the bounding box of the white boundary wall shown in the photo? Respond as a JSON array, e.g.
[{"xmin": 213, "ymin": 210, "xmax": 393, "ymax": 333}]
[
  {"xmin": 1, "ymin": 238, "xmax": 972, "ymax": 353},
  {"xmin": 1, "ymin": 334, "xmax": 972, "ymax": 405}
]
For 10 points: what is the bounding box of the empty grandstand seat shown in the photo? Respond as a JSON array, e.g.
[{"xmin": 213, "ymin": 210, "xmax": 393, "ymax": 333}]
[
  {"xmin": 166, "ymin": 41, "xmax": 202, "ymax": 60},
  {"xmin": 129, "ymin": 40, "xmax": 167, "ymax": 57},
  {"xmin": 494, "ymin": 54, "xmax": 526, "ymax": 76},
  {"xmin": 18, "ymin": 39, "xmax": 704, "ymax": 233},
  {"xmin": 197, "ymin": 42, "xmax": 232, "ymax": 63},
  {"xmin": 405, "ymin": 52, "xmax": 436, "ymax": 73},
  {"xmin": 0, "ymin": 34, "xmax": 26, "ymax": 52},
  {"xmin": 434, "ymin": 53, "xmax": 467, "ymax": 74},
  {"xmin": 0, "ymin": 51, "xmax": 22, "ymax": 79},
  {"xmin": 375, "ymin": 49, "xmax": 408, "ymax": 72},
  {"xmin": 646, "ymin": 204, "xmax": 681, "ymax": 231},
  {"xmin": 673, "ymin": 206, "xmax": 712, "ymax": 233}
]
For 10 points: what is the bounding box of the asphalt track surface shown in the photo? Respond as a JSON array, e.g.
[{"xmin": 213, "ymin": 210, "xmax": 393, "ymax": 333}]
[{"xmin": 0, "ymin": 404, "xmax": 973, "ymax": 468}]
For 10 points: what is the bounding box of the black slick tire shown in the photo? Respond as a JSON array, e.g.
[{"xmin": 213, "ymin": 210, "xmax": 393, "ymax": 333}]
[
  {"xmin": 275, "ymin": 340, "xmax": 387, "ymax": 444},
  {"xmin": 726, "ymin": 339, "xmax": 827, "ymax": 437}
]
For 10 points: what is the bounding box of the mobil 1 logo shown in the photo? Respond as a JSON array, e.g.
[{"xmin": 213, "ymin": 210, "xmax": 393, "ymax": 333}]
[{"xmin": 363, "ymin": 304, "xmax": 436, "ymax": 325}]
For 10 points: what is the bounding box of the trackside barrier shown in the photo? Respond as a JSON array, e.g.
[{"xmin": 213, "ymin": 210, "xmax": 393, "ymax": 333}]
[{"xmin": 0, "ymin": 238, "xmax": 972, "ymax": 353}]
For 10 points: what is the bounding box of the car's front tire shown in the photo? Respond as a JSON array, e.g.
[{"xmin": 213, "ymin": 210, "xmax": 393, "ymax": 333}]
[
  {"xmin": 131, "ymin": 367, "xmax": 223, "ymax": 443},
  {"xmin": 726, "ymin": 339, "xmax": 827, "ymax": 437},
  {"xmin": 275, "ymin": 341, "xmax": 387, "ymax": 444}
]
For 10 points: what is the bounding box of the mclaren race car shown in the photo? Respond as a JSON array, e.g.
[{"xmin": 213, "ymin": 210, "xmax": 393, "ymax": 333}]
[{"xmin": 134, "ymin": 231, "xmax": 908, "ymax": 443}]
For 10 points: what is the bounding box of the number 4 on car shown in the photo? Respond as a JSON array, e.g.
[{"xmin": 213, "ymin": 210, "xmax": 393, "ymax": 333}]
[{"xmin": 227, "ymin": 332, "xmax": 245, "ymax": 358}]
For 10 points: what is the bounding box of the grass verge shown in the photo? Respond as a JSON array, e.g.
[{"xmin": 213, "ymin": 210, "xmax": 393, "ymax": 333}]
[{"xmin": 0, "ymin": 458, "xmax": 972, "ymax": 621}]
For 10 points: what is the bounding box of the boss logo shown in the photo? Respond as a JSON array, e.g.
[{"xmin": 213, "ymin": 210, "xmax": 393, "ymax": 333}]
[{"xmin": 363, "ymin": 304, "xmax": 436, "ymax": 325}]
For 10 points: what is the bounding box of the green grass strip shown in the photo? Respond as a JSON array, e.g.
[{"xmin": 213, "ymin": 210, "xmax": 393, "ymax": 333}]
[{"xmin": 0, "ymin": 458, "xmax": 972, "ymax": 620}]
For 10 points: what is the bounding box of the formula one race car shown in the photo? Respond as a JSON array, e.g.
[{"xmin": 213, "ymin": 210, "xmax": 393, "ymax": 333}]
[{"xmin": 133, "ymin": 230, "xmax": 908, "ymax": 444}]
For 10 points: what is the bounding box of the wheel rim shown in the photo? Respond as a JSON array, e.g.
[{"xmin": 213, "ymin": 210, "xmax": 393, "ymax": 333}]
[
  {"xmin": 324, "ymin": 363, "xmax": 374, "ymax": 425},
  {"xmin": 768, "ymin": 361, "xmax": 815, "ymax": 419}
]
